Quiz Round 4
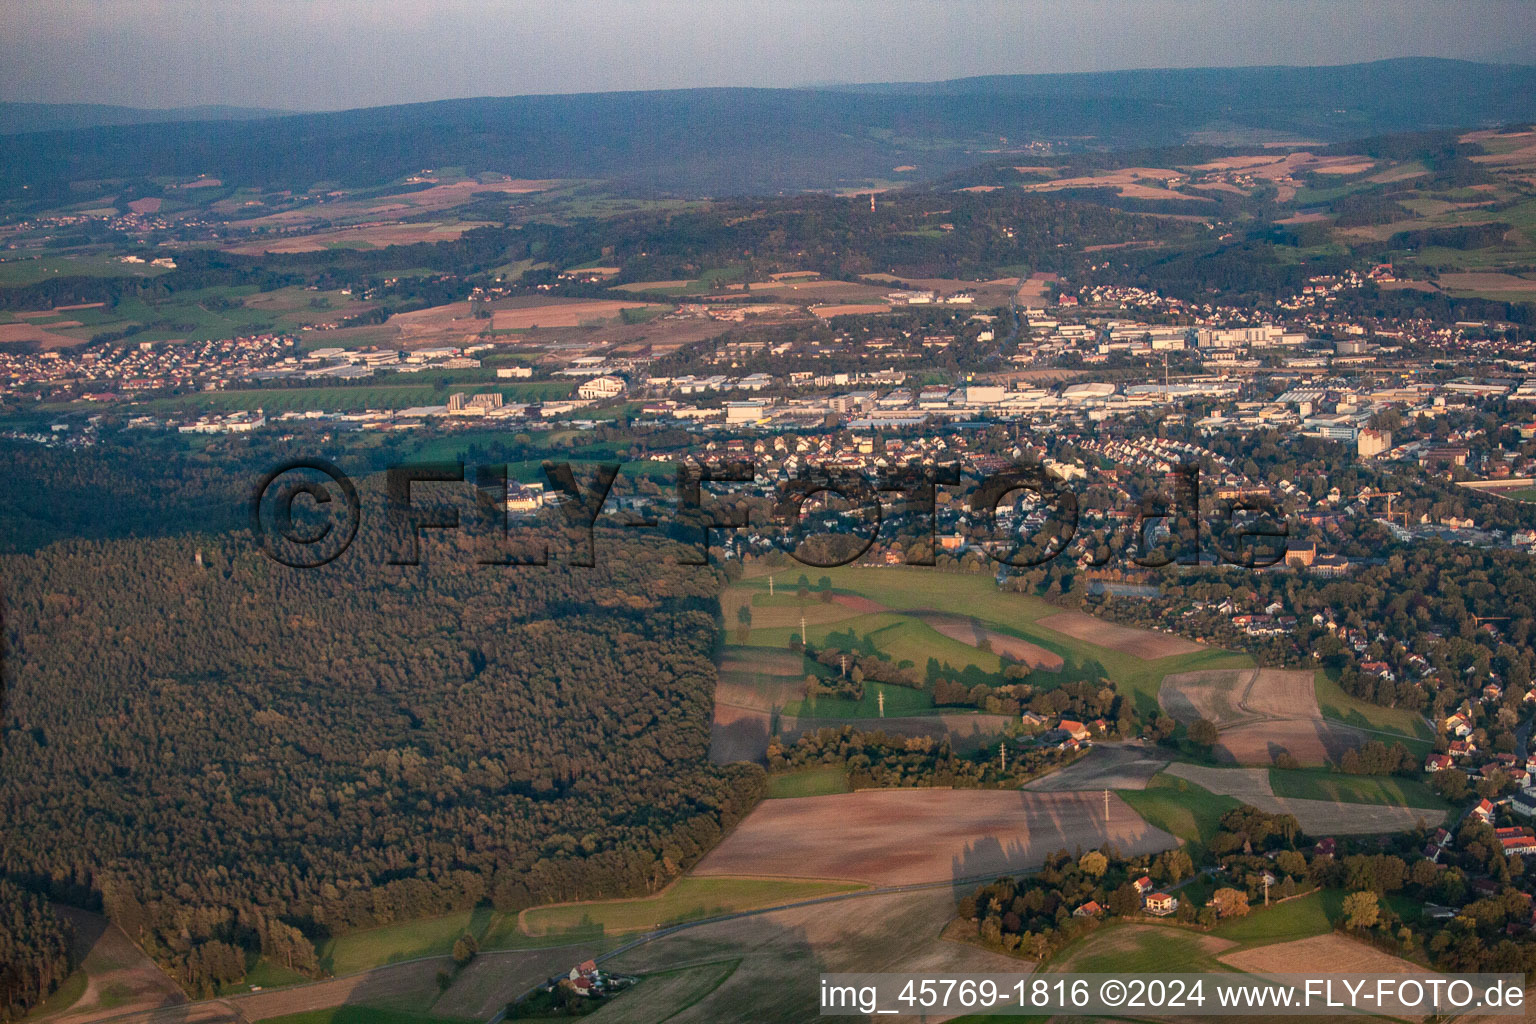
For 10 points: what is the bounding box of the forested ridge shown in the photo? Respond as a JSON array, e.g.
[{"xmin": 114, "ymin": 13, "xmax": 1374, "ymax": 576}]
[{"xmin": 0, "ymin": 516, "xmax": 761, "ymax": 995}]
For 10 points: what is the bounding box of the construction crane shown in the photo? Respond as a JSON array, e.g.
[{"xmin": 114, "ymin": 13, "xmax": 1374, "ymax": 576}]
[
  {"xmin": 1470, "ymin": 615, "xmax": 1510, "ymax": 628},
  {"xmin": 1357, "ymin": 489, "xmax": 1402, "ymax": 519}
]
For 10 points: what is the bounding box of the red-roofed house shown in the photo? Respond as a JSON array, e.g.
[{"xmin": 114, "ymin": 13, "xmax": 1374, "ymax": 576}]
[
  {"xmin": 1144, "ymin": 892, "xmax": 1177, "ymax": 916},
  {"xmin": 1058, "ymin": 720, "xmax": 1091, "ymax": 742},
  {"xmin": 1073, "ymin": 900, "xmax": 1103, "ymax": 918}
]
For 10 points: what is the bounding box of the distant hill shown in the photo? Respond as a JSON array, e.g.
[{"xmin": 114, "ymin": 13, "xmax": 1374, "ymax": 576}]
[
  {"xmin": 0, "ymin": 102, "xmax": 291, "ymax": 135},
  {"xmin": 3, "ymin": 58, "xmax": 1534, "ymax": 197}
]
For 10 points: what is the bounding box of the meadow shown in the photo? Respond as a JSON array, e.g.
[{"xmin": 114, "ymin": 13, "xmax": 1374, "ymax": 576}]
[
  {"xmin": 1313, "ymin": 669, "xmax": 1433, "ymax": 745},
  {"xmin": 514, "ymin": 877, "xmax": 864, "ymax": 940},
  {"xmin": 727, "ymin": 565, "xmax": 1253, "ymax": 719},
  {"xmin": 1116, "ymin": 772, "xmax": 1240, "ymax": 848}
]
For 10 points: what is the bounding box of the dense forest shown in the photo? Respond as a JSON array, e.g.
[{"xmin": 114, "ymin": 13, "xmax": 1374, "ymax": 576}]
[
  {"xmin": 6, "ymin": 59, "xmax": 1536, "ymax": 199},
  {"xmin": 0, "ymin": 882, "xmax": 72, "ymax": 1022},
  {"xmin": 0, "ymin": 511, "xmax": 760, "ymax": 994}
]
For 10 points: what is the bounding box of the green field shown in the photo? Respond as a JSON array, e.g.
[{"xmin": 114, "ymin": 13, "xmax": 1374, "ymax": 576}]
[
  {"xmin": 764, "ymin": 766, "xmax": 851, "ymax": 798},
  {"xmin": 1047, "ymin": 923, "xmax": 1226, "ymax": 974},
  {"xmin": 1118, "ymin": 772, "xmax": 1241, "ymax": 847},
  {"xmin": 1314, "ymin": 670, "xmax": 1433, "ymax": 743},
  {"xmin": 730, "ymin": 566, "xmax": 1251, "ymax": 719},
  {"xmin": 0, "ymin": 254, "xmax": 172, "ymax": 287},
  {"xmin": 1268, "ymin": 767, "xmax": 1447, "ymax": 810},
  {"xmin": 783, "ymin": 679, "xmax": 937, "ymax": 719},
  {"xmin": 320, "ymin": 907, "xmax": 496, "ymax": 975},
  {"xmin": 514, "ymin": 877, "xmax": 863, "ymax": 940},
  {"xmin": 1210, "ymin": 888, "xmax": 1338, "ymax": 947}
]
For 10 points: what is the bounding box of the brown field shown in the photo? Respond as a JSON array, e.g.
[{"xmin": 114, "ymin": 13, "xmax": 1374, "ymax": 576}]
[
  {"xmin": 1037, "ymin": 610, "xmax": 1202, "ymax": 658},
  {"xmin": 599, "ymin": 887, "xmax": 1027, "ymax": 1023},
  {"xmin": 1159, "ymin": 668, "xmax": 1360, "ymax": 766},
  {"xmin": 0, "ymin": 321, "xmax": 86, "ymax": 349},
  {"xmin": 1016, "ymin": 272, "xmax": 1058, "ymax": 302},
  {"xmin": 1438, "ymin": 271, "xmax": 1536, "ymax": 298},
  {"xmin": 611, "ymin": 278, "xmax": 694, "ymax": 291},
  {"xmin": 1023, "ymin": 168, "xmax": 1211, "ymax": 202},
  {"xmin": 832, "ymin": 593, "xmax": 888, "ymax": 614},
  {"xmin": 692, "ymin": 789, "xmax": 1177, "ymax": 885},
  {"xmin": 1219, "ymin": 932, "xmax": 1423, "ymax": 976},
  {"xmin": 810, "ymin": 303, "xmax": 891, "ymax": 318},
  {"xmin": 1310, "ymin": 161, "xmax": 1375, "ymax": 175},
  {"xmin": 957, "ymin": 184, "xmax": 1002, "ymax": 192},
  {"xmin": 126, "ymin": 197, "xmax": 162, "ymax": 214},
  {"xmin": 232, "ymin": 958, "xmax": 448, "ymax": 1020},
  {"xmin": 232, "ymin": 178, "xmax": 556, "ymax": 228},
  {"xmin": 225, "ymin": 221, "xmax": 488, "ymax": 254},
  {"xmin": 756, "ymin": 279, "xmax": 892, "ymax": 303},
  {"xmin": 492, "ymin": 298, "xmax": 662, "ymax": 329},
  {"xmin": 717, "ymin": 648, "xmax": 805, "ymax": 677},
  {"xmin": 914, "ymin": 612, "xmax": 1064, "ymax": 670}
]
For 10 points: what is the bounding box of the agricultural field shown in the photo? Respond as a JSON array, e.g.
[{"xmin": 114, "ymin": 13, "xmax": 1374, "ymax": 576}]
[
  {"xmin": 515, "ymin": 877, "xmax": 865, "ymax": 940},
  {"xmin": 1162, "ymin": 763, "xmax": 1448, "ymax": 835},
  {"xmin": 764, "ymin": 765, "xmax": 852, "ymax": 798},
  {"xmin": 1116, "ymin": 771, "xmax": 1241, "ymax": 847},
  {"xmin": 1313, "ymin": 670, "xmax": 1433, "ymax": 745},
  {"xmin": 491, "ymin": 298, "xmax": 669, "ymax": 329},
  {"xmin": 721, "ymin": 565, "xmax": 1249, "ymax": 721},
  {"xmin": 690, "ymin": 789, "xmax": 1177, "ymax": 886},
  {"xmin": 0, "ymin": 254, "xmax": 170, "ymax": 287},
  {"xmin": 1047, "ymin": 924, "xmax": 1234, "ymax": 974},
  {"xmin": 1159, "ymin": 668, "xmax": 1366, "ymax": 766},
  {"xmin": 1267, "ymin": 767, "xmax": 1447, "ymax": 811},
  {"xmin": 1023, "ymin": 743, "xmax": 1169, "ymax": 792},
  {"xmin": 1218, "ymin": 931, "xmax": 1426, "ymax": 976},
  {"xmin": 594, "ymin": 887, "xmax": 1029, "ymax": 1024},
  {"xmin": 585, "ymin": 960, "xmax": 742, "ymax": 1024},
  {"xmin": 224, "ymin": 222, "xmax": 493, "ymax": 255}
]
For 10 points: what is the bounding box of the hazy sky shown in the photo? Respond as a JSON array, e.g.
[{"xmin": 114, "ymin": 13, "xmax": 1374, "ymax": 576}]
[{"xmin": 4, "ymin": 0, "xmax": 1534, "ymax": 111}]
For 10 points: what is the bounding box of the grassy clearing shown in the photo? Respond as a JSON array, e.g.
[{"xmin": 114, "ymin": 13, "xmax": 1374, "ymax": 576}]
[
  {"xmin": 1118, "ymin": 772, "xmax": 1241, "ymax": 848},
  {"xmin": 1211, "ymin": 888, "xmax": 1335, "ymax": 947},
  {"xmin": 1268, "ymin": 768, "xmax": 1447, "ymax": 810},
  {"xmin": 514, "ymin": 877, "xmax": 863, "ymax": 940},
  {"xmin": 765, "ymin": 766, "xmax": 851, "ymax": 798},
  {"xmin": 1048, "ymin": 923, "xmax": 1226, "ymax": 973},
  {"xmin": 1314, "ymin": 670, "xmax": 1432, "ymax": 742},
  {"xmin": 320, "ymin": 907, "xmax": 495, "ymax": 975}
]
